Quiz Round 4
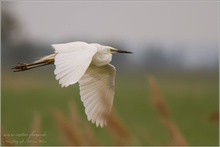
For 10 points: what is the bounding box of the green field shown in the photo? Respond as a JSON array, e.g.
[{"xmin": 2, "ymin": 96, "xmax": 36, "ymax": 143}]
[{"xmin": 1, "ymin": 68, "xmax": 219, "ymax": 146}]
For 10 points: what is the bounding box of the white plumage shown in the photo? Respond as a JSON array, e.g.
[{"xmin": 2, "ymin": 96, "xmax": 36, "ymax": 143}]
[
  {"xmin": 13, "ymin": 41, "xmax": 131, "ymax": 127},
  {"xmin": 79, "ymin": 64, "xmax": 115, "ymax": 127},
  {"xmin": 52, "ymin": 42, "xmax": 97, "ymax": 87}
]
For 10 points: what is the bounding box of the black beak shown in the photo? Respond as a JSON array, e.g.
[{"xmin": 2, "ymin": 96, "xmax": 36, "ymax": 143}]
[{"xmin": 116, "ymin": 50, "xmax": 133, "ymax": 54}]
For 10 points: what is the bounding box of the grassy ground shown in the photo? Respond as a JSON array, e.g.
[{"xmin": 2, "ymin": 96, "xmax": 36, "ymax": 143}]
[{"xmin": 1, "ymin": 68, "xmax": 219, "ymax": 146}]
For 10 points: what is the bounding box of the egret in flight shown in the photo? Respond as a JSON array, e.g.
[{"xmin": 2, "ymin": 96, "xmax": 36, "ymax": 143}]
[{"xmin": 12, "ymin": 41, "xmax": 132, "ymax": 127}]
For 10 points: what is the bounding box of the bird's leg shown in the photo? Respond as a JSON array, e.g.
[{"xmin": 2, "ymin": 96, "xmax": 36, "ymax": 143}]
[{"xmin": 12, "ymin": 59, "xmax": 54, "ymax": 72}]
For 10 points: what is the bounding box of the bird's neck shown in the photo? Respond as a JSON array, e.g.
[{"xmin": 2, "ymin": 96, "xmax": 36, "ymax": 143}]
[{"xmin": 91, "ymin": 52, "xmax": 112, "ymax": 66}]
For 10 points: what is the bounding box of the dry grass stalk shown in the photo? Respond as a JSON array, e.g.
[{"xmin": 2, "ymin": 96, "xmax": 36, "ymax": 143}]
[
  {"xmin": 69, "ymin": 101, "xmax": 80, "ymax": 125},
  {"xmin": 83, "ymin": 123, "xmax": 100, "ymax": 146},
  {"xmin": 208, "ymin": 110, "xmax": 219, "ymax": 123},
  {"xmin": 51, "ymin": 108, "xmax": 83, "ymax": 146},
  {"xmin": 1, "ymin": 128, "xmax": 14, "ymax": 146},
  {"xmin": 106, "ymin": 109, "xmax": 131, "ymax": 145},
  {"xmin": 148, "ymin": 75, "xmax": 170, "ymax": 119},
  {"xmin": 68, "ymin": 101, "xmax": 84, "ymax": 141},
  {"xmin": 68, "ymin": 101, "xmax": 100, "ymax": 145},
  {"xmin": 30, "ymin": 111, "xmax": 41, "ymax": 146},
  {"xmin": 148, "ymin": 75, "xmax": 188, "ymax": 146},
  {"xmin": 161, "ymin": 119, "xmax": 188, "ymax": 146}
]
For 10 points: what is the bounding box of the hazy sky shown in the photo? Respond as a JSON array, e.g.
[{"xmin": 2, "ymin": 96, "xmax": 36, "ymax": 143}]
[{"xmin": 3, "ymin": 1, "xmax": 218, "ymax": 45}]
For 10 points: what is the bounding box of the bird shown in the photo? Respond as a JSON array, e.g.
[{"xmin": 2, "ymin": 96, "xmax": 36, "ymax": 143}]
[{"xmin": 12, "ymin": 41, "xmax": 132, "ymax": 127}]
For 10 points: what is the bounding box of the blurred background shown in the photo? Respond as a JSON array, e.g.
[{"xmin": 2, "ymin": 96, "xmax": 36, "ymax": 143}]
[{"xmin": 1, "ymin": 1, "xmax": 219, "ymax": 146}]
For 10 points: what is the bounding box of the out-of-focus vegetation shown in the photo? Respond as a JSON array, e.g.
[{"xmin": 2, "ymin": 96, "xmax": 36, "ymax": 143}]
[{"xmin": 1, "ymin": 70, "xmax": 219, "ymax": 146}]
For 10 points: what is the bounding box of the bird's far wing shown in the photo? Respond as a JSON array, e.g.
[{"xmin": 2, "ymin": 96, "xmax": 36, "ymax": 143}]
[
  {"xmin": 78, "ymin": 64, "xmax": 116, "ymax": 127},
  {"xmin": 52, "ymin": 42, "xmax": 97, "ymax": 87}
]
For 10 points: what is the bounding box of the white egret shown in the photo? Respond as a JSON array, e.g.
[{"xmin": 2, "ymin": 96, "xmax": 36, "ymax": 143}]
[{"xmin": 12, "ymin": 41, "xmax": 132, "ymax": 127}]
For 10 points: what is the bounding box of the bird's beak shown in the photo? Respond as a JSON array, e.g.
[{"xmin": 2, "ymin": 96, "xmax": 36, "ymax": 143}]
[{"xmin": 110, "ymin": 49, "xmax": 132, "ymax": 54}]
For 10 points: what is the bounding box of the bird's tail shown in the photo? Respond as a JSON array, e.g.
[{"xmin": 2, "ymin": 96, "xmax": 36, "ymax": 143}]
[{"xmin": 12, "ymin": 54, "xmax": 56, "ymax": 72}]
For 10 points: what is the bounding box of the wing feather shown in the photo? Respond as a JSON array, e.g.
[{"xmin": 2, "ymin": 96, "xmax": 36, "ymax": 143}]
[
  {"xmin": 52, "ymin": 42, "xmax": 97, "ymax": 87},
  {"xmin": 78, "ymin": 64, "xmax": 116, "ymax": 127}
]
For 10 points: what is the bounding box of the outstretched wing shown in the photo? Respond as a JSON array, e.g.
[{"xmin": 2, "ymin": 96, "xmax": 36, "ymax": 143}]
[
  {"xmin": 52, "ymin": 42, "xmax": 97, "ymax": 87},
  {"xmin": 78, "ymin": 64, "xmax": 116, "ymax": 127}
]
